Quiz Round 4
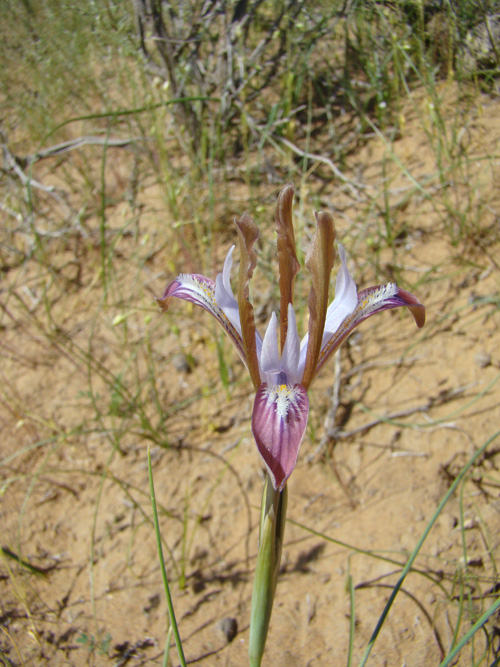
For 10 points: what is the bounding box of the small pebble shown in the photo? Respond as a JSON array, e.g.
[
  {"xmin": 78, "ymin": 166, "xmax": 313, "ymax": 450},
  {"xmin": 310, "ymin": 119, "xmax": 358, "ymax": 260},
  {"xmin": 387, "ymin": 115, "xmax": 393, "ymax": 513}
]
[
  {"xmin": 216, "ymin": 616, "xmax": 238, "ymax": 643},
  {"xmin": 144, "ymin": 593, "xmax": 160, "ymax": 613},
  {"xmin": 463, "ymin": 517, "xmax": 479, "ymax": 530},
  {"xmin": 441, "ymin": 512, "xmax": 457, "ymax": 532},
  {"xmin": 172, "ymin": 353, "xmax": 192, "ymax": 373},
  {"xmin": 475, "ymin": 351, "xmax": 491, "ymax": 368}
]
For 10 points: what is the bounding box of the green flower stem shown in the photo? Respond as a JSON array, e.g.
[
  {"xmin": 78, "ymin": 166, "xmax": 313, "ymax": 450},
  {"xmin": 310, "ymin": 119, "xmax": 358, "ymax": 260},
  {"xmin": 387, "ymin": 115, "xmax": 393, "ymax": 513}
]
[{"xmin": 249, "ymin": 476, "xmax": 287, "ymax": 667}]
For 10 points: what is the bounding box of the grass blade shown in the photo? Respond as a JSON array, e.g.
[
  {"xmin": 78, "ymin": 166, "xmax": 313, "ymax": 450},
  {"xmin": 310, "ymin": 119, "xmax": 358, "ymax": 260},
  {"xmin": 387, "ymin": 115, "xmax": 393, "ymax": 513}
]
[
  {"xmin": 438, "ymin": 596, "xmax": 500, "ymax": 667},
  {"xmin": 148, "ymin": 447, "xmax": 186, "ymax": 667},
  {"xmin": 357, "ymin": 429, "xmax": 500, "ymax": 667}
]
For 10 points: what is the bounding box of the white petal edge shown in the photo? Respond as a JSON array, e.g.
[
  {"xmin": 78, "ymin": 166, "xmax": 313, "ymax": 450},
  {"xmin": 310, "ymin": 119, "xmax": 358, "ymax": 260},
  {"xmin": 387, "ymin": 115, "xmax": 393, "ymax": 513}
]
[
  {"xmin": 214, "ymin": 245, "xmax": 242, "ymax": 335},
  {"xmin": 322, "ymin": 244, "xmax": 358, "ymax": 343},
  {"xmin": 280, "ymin": 303, "xmax": 300, "ymax": 384},
  {"xmin": 260, "ymin": 312, "xmax": 280, "ymax": 381},
  {"xmin": 298, "ymin": 244, "xmax": 357, "ymax": 380}
]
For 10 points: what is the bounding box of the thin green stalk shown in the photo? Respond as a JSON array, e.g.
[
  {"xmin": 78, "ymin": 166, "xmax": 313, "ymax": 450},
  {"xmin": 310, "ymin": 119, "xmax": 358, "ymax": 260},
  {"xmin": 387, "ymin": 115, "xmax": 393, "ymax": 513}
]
[
  {"xmin": 148, "ymin": 447, "xmax": 186, "ymax": 667},
  {"xmin": 99, "ymin": 126, "xmax": 110, "ymax": 298},
  {"xmin": 163, "ymin": 625, "xmax": 173, "ymax": 667},
  {"xmin": 249, "ymin": 477, "xmax": 287, "ymax": 667},
  {"xmin": 357, "ymin": 429, "xmax": 500, "ymax": 667},
  {"xmin": 179, "ymin": 488, "xmax": 190, "ymax": 590},
  {"xmin": 36, "ymin": 97, "xmax": 219, "ymax": 149},
  {"xmin": 356, "ymin": 371, "xmax": 500, "ymax": 429},
  {"xmin": 438, "ymin": 595, "xmax": 500, "ymax": 667},
  {"xmin": 347, "ymin": 573, "xmax": 355, "ymax": 667},
  {"xmin": 287, "ymin": 517, "xmax": 447, "ymax": 595}
]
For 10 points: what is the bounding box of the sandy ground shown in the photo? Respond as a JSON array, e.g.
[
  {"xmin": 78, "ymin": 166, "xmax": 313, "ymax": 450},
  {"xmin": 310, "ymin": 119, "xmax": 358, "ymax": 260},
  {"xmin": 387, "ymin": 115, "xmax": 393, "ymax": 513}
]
[{"xmin": 1, "ymin": 84, "xmax": 500, "ymax": 666}]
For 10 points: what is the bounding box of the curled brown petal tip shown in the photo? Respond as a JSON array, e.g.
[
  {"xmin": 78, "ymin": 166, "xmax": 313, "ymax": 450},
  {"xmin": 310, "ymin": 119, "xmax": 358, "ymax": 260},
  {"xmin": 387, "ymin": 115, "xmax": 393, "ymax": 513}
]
[
  {"xmin": 235, "ymin": 213, "xmax": 261, "ymax": 389},
  {"xmin": 397, "ymin": 288, "xmax": 426, "ymax": 328}
]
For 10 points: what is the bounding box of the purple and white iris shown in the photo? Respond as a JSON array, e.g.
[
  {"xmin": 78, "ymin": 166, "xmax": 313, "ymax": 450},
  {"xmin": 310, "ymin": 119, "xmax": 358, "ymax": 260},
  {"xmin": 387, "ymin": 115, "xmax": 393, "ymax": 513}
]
[{"xmin": 158, "ymin": 184, "xmax": 425, "ymax": 491}]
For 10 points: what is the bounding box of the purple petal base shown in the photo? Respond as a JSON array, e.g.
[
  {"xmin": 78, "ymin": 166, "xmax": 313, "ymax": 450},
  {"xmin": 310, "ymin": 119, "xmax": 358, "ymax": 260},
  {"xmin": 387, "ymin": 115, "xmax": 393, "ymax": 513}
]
[{"xmin": 252, "ymin": 383, "xmax": 309, "ymax": 491}]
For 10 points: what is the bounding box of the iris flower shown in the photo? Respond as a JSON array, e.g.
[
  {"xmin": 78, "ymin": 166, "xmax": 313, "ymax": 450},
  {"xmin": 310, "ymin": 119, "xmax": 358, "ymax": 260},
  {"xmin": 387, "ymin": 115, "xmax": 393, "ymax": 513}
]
[{"xmin": 158, "ymin": 184, "xmax": 425, "ymax": 491}]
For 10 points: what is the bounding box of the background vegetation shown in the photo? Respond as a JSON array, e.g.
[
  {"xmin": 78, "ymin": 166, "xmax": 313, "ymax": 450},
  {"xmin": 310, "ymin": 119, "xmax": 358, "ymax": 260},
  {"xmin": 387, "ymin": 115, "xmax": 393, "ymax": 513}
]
[{"xmin": 1, "ymin": 1, "xmax": 500, "ymax": 665}]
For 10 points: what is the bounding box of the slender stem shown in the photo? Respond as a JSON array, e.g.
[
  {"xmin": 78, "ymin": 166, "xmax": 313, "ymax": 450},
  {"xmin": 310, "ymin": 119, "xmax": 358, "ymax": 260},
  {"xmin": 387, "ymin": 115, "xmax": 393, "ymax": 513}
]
[
  {"xmin": 347, "ymin": 574, "xmax": 355, "ymax": 667},
  {"xmin": 148, "ymin": 447, "xmax": 187, "ymax": 667},
  {"xmin": 249, "ymin": 477, "xmax": 287, "ymax": 667}
]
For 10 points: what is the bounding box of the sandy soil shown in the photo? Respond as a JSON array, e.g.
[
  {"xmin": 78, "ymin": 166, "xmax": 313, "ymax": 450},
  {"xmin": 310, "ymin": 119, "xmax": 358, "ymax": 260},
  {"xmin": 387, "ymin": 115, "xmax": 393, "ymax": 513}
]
[{"xmin": 1, "ymin": 84, "xmax": 500, "ymax": 666}]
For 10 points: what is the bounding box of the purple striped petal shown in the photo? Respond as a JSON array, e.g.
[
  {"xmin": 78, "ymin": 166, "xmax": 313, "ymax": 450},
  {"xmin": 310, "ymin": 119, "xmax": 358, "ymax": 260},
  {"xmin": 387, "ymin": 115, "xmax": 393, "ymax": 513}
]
[
  {"xmin": 252, "ymin": 383, "xmax": 309, "ymax": 491},
  {"xmin": 314, "ymin": 282, "xmax": 425, "ymax": 378},
  {"xmin": 156, "ymin": 271, "xmax": 247, "ymax": 364}
]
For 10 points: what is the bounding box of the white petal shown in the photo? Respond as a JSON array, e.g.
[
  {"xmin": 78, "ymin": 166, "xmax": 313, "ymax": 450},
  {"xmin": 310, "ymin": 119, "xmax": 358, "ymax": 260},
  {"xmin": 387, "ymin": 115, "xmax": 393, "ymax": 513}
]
[
  {"xmin": 298, "ymin": 244, "xmax": 357, "ymax": 381},
  {"xmin": 260, "ymin": 312, "xmax": 280, "ymax": 378},
  {"xmin": 158, "ymin": 269, "xmax": 247, "ymax": 364},
  {"xmin": 214, "ymin": 246, "xmax": 242, "ymax": 335},
  {"xmin": 280, "ymin": 303, "xmax": 300, "ymax": 383},
  {"xmin": 322, "ymin": 244, "xmax": 358, "ymax": 342}
]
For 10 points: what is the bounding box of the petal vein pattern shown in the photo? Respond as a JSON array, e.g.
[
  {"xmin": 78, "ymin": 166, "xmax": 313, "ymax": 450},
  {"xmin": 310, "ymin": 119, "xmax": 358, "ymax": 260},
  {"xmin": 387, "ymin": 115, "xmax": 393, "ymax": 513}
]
[
  {"xmin": 214, "ymin": 246, "xmax": 243, "ymax": 336},
  {"xmin": 314, "ymin": 281, "xmax": 424, "ymax": 377},
  {"xmin": 160, "ymin": 271, "xmax": 247, "ymax": 365},
  {"xmin": 252, "ymin": 382, "xmax": 309, "ymax": 491}
]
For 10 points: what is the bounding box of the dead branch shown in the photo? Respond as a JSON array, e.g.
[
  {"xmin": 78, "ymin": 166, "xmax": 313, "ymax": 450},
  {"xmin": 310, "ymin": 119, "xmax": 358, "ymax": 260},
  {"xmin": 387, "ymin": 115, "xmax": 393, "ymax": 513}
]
[{"xmin": 26, "ymin": 135, "xmax": 147, "ymax": 165}]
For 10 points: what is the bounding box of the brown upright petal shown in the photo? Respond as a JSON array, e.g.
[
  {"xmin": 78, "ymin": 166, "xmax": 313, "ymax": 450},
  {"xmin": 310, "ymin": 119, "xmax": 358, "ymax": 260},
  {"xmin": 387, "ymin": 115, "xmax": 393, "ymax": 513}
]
[
  {"xmin": 235, "ymin": 213, "xmax": 261, "ymax": 389},
  {"xmin": 275, "ymin": 183, "xmax": 300, "ymax": 352},
  {"xmin": 301, "ymin": 211, "xmax": 336, "ymax": 389}
]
